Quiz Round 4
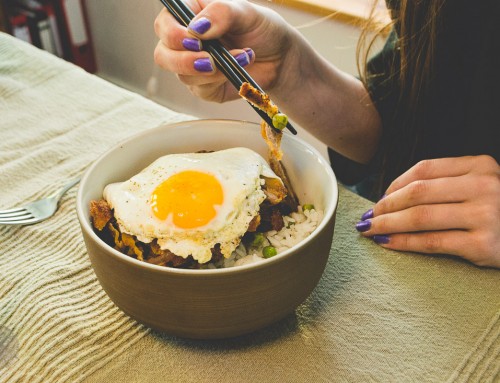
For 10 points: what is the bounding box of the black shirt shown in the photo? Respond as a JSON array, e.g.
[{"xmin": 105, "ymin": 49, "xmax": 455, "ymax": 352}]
[{"xmin": 329, "ymin": 0, "xmax": 500, "ymax": 200}]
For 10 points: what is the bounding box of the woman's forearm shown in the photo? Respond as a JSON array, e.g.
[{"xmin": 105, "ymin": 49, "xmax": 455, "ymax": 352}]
[{"xmin": 269, "ymin": 29, "xmax": 382, "ymax": 164}]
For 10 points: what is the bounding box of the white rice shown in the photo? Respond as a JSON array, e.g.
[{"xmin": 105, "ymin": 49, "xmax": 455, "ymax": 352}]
[{"xmin": 204, "ymin": 206, "xmax": 323, "ymax": 269}]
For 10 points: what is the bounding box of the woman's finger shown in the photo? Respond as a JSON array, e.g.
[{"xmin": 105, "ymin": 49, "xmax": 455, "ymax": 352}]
[
  {"xmin": 374, "ymin": 175, "xmax": 469, "ymax": 216},
  {"xmin": 372, "ymin": 230, "xmax": 498, "ymax": 267},
  {"xmin": 154, "ymin": 41, "xmax": 217, "ymax": 75},
  {"xmin": 155, "ymin": 9, "xmax": 189, "ymax": 46},
  {"xmin": 187, "ymin": 79, "xmax": 235, "ymax": 102},
  {"xmin": 173, "ymin": 49, "xmax": 252, "ymax": 88},
  {"xmin": 357, "ymin": 202, "xmax": 476, "ymax": 235},
  {"xmin": 187, "ymin": 0, "xmax": 263, "ymax": 40},
  {"xmin": 386, "ymin": 156, "xmax": 479, "ymax": 194}
]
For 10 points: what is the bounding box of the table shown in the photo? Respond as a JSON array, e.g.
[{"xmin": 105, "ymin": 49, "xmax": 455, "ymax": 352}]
[{"xmin": 0, "ymin": 32, "xmax": 499, "ymax": 383}]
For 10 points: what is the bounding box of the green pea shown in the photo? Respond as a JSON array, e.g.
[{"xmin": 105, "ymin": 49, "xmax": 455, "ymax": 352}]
[
  {"xmin": 262, "ymin": 246, "xmax": 278, "ymax": 259},
  {"xmin": 272, "ymin": 113, "xmax": 288, "ymax": 131},
  {"xmin": 251, "ymin": 232, "xmax": 265, "ymax": 247},
  {"xmin": 302, "ymin": 204, "xmax": 315, "ymax": 211}
]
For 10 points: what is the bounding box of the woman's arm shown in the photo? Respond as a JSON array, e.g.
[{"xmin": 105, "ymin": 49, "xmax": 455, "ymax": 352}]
[{"xmin": 154, "ymin": 0, "xmax": 382, "ymax": 163}]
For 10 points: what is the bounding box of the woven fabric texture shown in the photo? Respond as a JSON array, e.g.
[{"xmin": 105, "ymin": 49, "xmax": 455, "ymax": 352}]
[{"xmin": 0, "ymin": 32, "xmax": 499, "ymax": 383}]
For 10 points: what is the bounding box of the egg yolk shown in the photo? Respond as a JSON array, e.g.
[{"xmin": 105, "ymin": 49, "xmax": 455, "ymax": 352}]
[{"xmin": 150, "ymin": 170, "xmax": 223, "ymax": 229}]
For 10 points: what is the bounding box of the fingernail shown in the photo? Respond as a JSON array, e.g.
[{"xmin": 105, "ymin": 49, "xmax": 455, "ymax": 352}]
[
  {"xmin": 189, "ymin": 17, "xmax": 211, "ymax": 35},
  {"xmin": 244, "ymin": 48, "xmax": 254, "ymax": 61},
  {"xmin": 361, "ymin": 208, "xmax": 374, "ymax": 221},
  {"xmin": 355, "ymin": 220, "xmax": 371, "ymax": 232},
  {"xmin": 193, "ymin": 57, "xmax": 213, "ymax": 72},
  {"xmin": 234, "ymin": 52, "xmax": 250, "ymax": 67},
  {"xmin": 379, "ymin": 193, "xmax": 387, "ymax": 200},
  {"xmin": 373, "ymin": 235, "xmax": 390, "ymax": 244},
  {"xmin": 182, "ymin": 37, "xmax": 202, "ymax": 52}
]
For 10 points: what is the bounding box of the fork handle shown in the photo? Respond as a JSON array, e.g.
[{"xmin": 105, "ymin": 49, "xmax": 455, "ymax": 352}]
[{"xmin": 51, "ymin": 177, "xmax": 81, "ymax": 200}]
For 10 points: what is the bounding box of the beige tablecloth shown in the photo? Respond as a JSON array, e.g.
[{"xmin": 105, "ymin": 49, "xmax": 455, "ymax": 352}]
[{"xmin": 0, "ymin": 32, "xmax": 499, "ymax": 383}]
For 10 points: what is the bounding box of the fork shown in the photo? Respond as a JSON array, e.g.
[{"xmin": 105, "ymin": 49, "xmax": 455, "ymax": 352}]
[{"xmin": 0, "ymin": 177, "xmax": 80, "ymax": 225}]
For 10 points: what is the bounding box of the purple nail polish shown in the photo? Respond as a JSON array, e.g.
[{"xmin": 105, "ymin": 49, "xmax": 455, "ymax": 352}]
[
  {"xmin": 193, "ymin": 57, "xmax": 213, "ymax": 72},
  {"xmin": 189, "ymin": 17, "xmax": 211, "ymax": 34},
  {"xmin": 234, "ymin": 52, "xmax": 250, "ymax": 67},
  {"xmin": 373, "ymin": 235, "xmax": 390, "ymax": 244},
  {"xmin": 361, "ymin": 208, "xmax": 374, "ymax": 221},
  {"xmin": 182, "ymin": 37, "xmax": 201, "ymax": 52},
  {"xmin": 355, "ymin": 220, "xmax": 371, "ymax": 232},
  {"xmin": 244, "ymin": 48, "xmax": 254, "ymax": 61}
]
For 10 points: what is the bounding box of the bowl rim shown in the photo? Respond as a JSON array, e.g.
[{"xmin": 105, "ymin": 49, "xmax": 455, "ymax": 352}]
[{"xmin": 76, "ymin": 118, "xmax": 338, "ymax": 275}]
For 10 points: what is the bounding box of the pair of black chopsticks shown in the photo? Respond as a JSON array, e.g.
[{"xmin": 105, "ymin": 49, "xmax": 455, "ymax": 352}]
[{"xmin": 158, "ymin": 0, "xmax": 297, "ymax": 135}]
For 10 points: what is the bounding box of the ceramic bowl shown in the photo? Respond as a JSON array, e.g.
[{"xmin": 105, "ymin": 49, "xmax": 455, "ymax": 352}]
[{"xmin": 76, "ymin": 119, "xmax": 338, "ymax": 339}]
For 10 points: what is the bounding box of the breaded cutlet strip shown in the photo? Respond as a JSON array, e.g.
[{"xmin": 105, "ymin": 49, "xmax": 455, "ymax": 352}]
[
  {"xmin": 261, "ymin": 174, "xmax": 287, "ymax": 205},
  {"xmin": 268, "ymin": 156, "xmax": 299, "ymax": 214},
  {"xmin": 238, "ymin": 82, "xmax": 297, "ymax": 210},
  {"xmin": 239, "ymin": 82, "xmax": 284, "ymax": 160},
  {"xmin": 89, "ymin": 199, "xmax": 112, "ymax": 231},
  {"xmin": 260, "ymin": 120, "xmax": 283, "ymax": 160},
  {"xmin": 239, "ymin": 82, "xmax": 278, "ymax": 117}
]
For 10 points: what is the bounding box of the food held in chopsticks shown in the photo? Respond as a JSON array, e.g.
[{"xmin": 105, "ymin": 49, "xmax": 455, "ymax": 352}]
[
  {"xmin": 159, "ymin": 0, "xmax": 297, "ymax": 136},
  {"xmin": 239, "ymin": 82, "xmax": 289, "ymax": 160},
  {"xmin": 90, "ymin": 147, "xmax": 321, "ymax": 269},
  {"xmin": 239, "ymin": 82, "xmax": 299, "ymax": 211}
]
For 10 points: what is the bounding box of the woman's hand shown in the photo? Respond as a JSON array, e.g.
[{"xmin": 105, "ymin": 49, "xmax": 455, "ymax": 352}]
[
  {"xmin": 356, "ymin": 155, "xmax": 500, "ymax": 268},
  {"xmin": 154, "ymin": 0, "xmax": 296, "ymax": 103},
  {"xmin": 153, "ymin": 0, "xmax": 382, "ymax": 163}
]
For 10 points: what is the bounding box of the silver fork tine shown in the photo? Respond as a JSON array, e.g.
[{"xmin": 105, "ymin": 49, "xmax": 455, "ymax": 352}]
[
  {"xmin": 0, "ymin": 217, "xmax": 39, "ymax": 225},
  {"xmin": 0, "ymin": 209, "xmax": 30, "ymax": 218},
  {"xmin": 0, "ymin": 207, "xmax": 25, "ymax": 215},
  {"xmin": 0, "ymin": 177, "xmax": 80, "ymax": 226},
  {"xmin": 0, "ymin": 213, "xmax": 35, "ymax": 222}
]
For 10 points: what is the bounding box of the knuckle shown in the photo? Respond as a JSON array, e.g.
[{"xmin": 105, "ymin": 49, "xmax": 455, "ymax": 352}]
[
  {"xmin": 187, "ymin": 84, "xmax": 202, "ymax": 97},
  {"xmin": 476, "ymin": 173, "xmax": 500, "ymax": 196},
  {"xmin": 153, "ymin": 44, "xmax": 178, "ymax": 72},
  {"xmin": 154, "ymin": 10, "xmax": 173, "ymax": 40},
  {"xmin": 399, "ymin": 234, "xmax": 411, "ymax": 250},
  {"xmin": 154, "ymin": 15, "xmax": 162, "ymax": 37},
  {"xmin": 422, "ymin": 232, "xmax": 442, "ymax": 253},
  {"xmin": 153, "ymin": 44, "xmax": 164, "ymax": 66},
  {"xmin": 478, "ymin": 203, "xmax": 499, "ymax": 226},
  {"xmin": 209, "ymin": 1, "xmax": 228, "ymax": 14},
  {"xmin": 377, "ymin": 196, "xmax": 397, "ymax": 215},
  {"xmin": 375, "ymin": 216, "xmax": 390, "ymax": 233},
  {"xmin": 188, "ymin": 84, "xmax": 224, "ymax": 103},
  {"xmin": 177, "ymin": 74, "xmax": 192, "ymax": 85},
  {"xmin": 376, "ymin": 200, "xmax": 387, "ymax": 215},
  {"xmin": 391, "ymin": 233, "xmax": 416, "ymax": 252},
  {"xmin": 386, "ymin": 180, "xmax": 398, "ymax": 192},
  {"xmin": 214, "ymin": 0, "xmax": 237, "ymax": 17},
  {"xmin": 407, "ymin": 180, "xmax": 428, "ymax": 202},
  {"xmin": 476, "ymin": 154, "xmax": 499, "ymax": 170},
  {"xmin": 472, "ymin": 231, "xmax": 496, "ymax": 259},
  {"xmin": 413, "ymin": 159, "xmax": 435, "ymax": 178},
  {"xmin": 410, "ymin": 205, "xmax": 432, "ymax": 228}
]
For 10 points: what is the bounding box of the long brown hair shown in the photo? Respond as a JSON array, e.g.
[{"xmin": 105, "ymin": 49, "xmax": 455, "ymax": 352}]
[{"xmin": 357, "ymin": 0, "xmax": 447, "ymax": 195}]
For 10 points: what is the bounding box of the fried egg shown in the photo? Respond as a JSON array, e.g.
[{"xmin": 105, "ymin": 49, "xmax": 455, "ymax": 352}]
[{"xmin": 103, "ymin": 147, "xmax": 284, "ymax": 264}]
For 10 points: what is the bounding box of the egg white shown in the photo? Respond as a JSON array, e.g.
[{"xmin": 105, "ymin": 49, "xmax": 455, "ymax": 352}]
[{"xmin": 103, "ymin": 147, "xmax": 283, "ymax": 264}]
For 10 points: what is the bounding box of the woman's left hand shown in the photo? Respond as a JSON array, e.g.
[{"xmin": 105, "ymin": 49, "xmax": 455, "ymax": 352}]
[{"xmin": 356, "ymin": 155, "xmax": 500, "ymax": 268}]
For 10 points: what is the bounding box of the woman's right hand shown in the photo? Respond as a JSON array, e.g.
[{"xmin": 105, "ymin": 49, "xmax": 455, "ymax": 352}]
[
  {"xmin": 154, "ymin": 0, "xmax": 383, "ymax": 163},
  {"xmin": 154, "ymin": 0, "xmax": 296, "ymax": 103}
]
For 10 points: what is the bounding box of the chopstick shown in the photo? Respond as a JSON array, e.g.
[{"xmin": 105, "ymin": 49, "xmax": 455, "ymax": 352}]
[{"xmin": 158, "ymin": 0, "xmax": 298, "ymax": 135}]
